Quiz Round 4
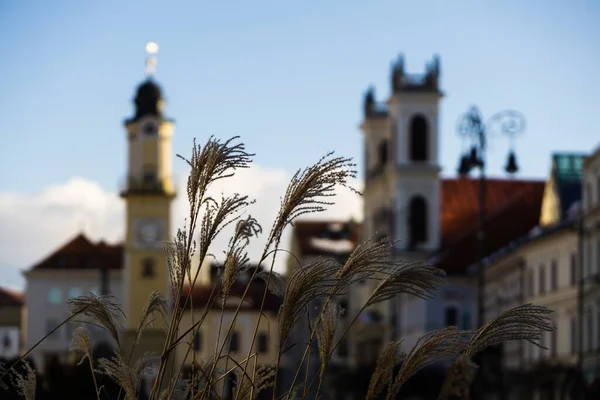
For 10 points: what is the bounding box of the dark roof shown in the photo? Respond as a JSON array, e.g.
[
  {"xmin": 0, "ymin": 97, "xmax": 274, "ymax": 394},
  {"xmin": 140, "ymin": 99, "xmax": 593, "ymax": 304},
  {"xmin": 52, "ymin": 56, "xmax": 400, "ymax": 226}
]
[
  {"xmin": 28, "ymin": 233, "xmax": 123, "ymax": 272},
  {"xmin": 289, "ymin": 178, "xmax": 545, "ymax": 274},
  {"xmin": 180, "ymin": 281, "xmax": 282, "ymax": 313},
  {"xmin": 125, "ymin": 79, "xmax": 166, "ymax": 124},
  {"xmin": 0, "ymin": 287, "xmax": 24, "ymax": 307},
  {"xmin": 433, "ymin": 181, "xmax": 545, "ymax": 275},
  {"xmin": 291, "ymin": 219, "xmax": 361, "ymax": 256}
]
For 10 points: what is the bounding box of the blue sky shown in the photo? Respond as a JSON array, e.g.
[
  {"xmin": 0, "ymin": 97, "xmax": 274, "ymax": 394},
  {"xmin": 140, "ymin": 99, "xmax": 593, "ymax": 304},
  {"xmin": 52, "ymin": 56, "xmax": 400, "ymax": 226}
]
[{"xmin": 0, "ymin": 0, "xmax": 599, "ymax": 289}]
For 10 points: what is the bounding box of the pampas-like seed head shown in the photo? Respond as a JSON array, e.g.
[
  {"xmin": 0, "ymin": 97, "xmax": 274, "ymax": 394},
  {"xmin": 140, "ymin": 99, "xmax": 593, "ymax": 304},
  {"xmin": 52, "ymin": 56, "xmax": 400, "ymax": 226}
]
[
  {"xmin": 437, "ymin": 353, "xmax": 478, "ymax": 400},
  {"xmin": 366, "ymin": 261, "xmax": 445, "ymax": 308},
  {"xmin": 315, "ymin": 302, "xmax": 342, "ymax": 379},
  {"xmin": 135, "ymin": 291, "xmax": 170, "ymax": 344},
  {"xmin": 257, "ymin": 270, "xmax": 286, "ymax": 297},
  {"xmin": 264, "ymin": 152, "xmax": 358, "ymax": 256},
  {"xmin": 278, "ymin": 257, "xmax": 342, "ymax": 347},
  {"xmin": 69, "ymin": 326, "xmax": 94, "ymax": 366},
  {"xmin": 366, "ymin": 341, "xmax": 402, "ymax": 400},
  {"xmin": 234, "ymin": 365, "xmax": 276, "ymax": 400},
  {"xmin": 466, "ymin": 303, "xmax": 555, "ymax": 356},
  {"xmin": 96, "ymin": 351, "xmax": 159, "ymax": 400},
  {"xmin": 336, "ymin": 236, "xmax": 396, "ymax": 285},
  {"xmin": 387, "ymin": 327, "xmax": 468, "ymax": 400},
  {"xmin": 68, "ymin": 294, "xmax": 125, "ymax": 346},
  {"xmin": 178, "ymin": 136, "xmax": 254, "ymax": 223},
  {"xmin": 9, "ymin": 360, "xmax": 36, "ymax": 400}
]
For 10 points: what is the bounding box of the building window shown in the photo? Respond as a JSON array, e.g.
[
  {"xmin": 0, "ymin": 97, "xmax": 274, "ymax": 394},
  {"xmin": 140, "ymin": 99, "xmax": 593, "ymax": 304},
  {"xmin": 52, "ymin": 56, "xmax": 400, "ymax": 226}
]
[
  {"xmin": 68, "ymin": 288, "xmax": 82, "ymax": 300},
  {"xmin": 409, "ymin": 114, "xmax": 428, "ymax": 162},
  {"xmin": 377, "ymin": 140, "xmax": 388, "ymax": 166},
  {"xmin": 142, "ymin": 258, "xmax": 156, "ymax": 278},
  {"xmin": 570, "ymin": 252, "xmax": 578, "ymax": 286},
  {"xmin": 407, "ymin": 195, "xmax": 428, "ymax": 249},
  {"xmin": 143, "ymin": 123, "xmax": 156, "ymax": 135},
  {"xmin": 527, "ymin": 270, "xmax": 534, "ymax": 297},
  {"xmin": 570, "ymin": 316, "xmax": 577, "ymax": 354},
  {"xmin": 538, "ymin": 265, "xmax": 546, "ymax": 295},
  {"xmin": 46, "ymin": 319, "xmax": 60, "ymax": 340},
  {"xmin": 460, "ymin": 312, "xmax": 471, "ymax": 330},
  {"xmin": 48, "ymin": 288, "xmax": 61, "ymax": 304},
  {"xmin": 229, "ymin": 332, "xmax": 239, "ymax": 353},
  {"xmin": 257, "ymin": 332, "xmax": 268, "ymax": 353},
  {"xmin": 444, "ymin": 306, "xmax": 458, "ymax": 327},
  {"xmin": 550, "ymin": 260, "xmax": 558, "ymax": 291},
  {"xmin": 193, "ymin": 331, "xmax": 202, "ymax": 352}
]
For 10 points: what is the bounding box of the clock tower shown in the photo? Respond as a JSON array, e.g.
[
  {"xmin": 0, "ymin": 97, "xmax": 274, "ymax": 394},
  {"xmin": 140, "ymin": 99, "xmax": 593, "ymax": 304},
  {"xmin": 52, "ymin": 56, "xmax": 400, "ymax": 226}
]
[{"xmin": 120, "ymin": 43, "xmax": 175, "ymax": 359}]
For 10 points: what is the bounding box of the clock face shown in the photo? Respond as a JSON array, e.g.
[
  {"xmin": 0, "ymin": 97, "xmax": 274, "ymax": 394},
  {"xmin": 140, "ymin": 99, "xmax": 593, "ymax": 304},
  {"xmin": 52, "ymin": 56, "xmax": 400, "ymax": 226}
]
[{"xmin": 135, "ymin": 218, "xmax": 163, "ymax": 247}]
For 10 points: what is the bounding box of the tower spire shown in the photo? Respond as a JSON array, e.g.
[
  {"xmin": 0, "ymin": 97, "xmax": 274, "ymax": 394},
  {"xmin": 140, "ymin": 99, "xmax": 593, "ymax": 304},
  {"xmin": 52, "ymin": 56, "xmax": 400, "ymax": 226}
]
[{"xmin": 145, "ymin": 42, "xmax": 159, "ymax": 77}]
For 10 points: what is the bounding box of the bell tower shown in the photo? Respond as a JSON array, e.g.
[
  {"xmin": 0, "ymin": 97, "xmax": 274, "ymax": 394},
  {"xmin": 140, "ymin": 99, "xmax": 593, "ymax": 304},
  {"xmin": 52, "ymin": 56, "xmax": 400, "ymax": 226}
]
[
  {"xmin": 120, "ymin": 43, "xmax": 175, "ymax": 356},
  {"xmin": 361, "ymin": 54, "xmax": 443, "ymax": 254}
]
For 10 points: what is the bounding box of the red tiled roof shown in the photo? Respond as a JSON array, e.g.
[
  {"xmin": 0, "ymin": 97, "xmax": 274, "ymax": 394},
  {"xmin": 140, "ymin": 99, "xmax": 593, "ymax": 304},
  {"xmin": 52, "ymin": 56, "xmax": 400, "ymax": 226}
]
[
  {"xmin": 0, "ymin": 287, "xmax": 24, "ymax": 307},
  {"xmin": 439, "ymin": 178, "xmax": 545, "ymax": 249},
  {"xmin": 434, "ymin": 179, "xmax": 545, "ymax": 274},
  {"xmin": 28, "ymin": 233, "xmax": 123, "ymax": 271},
  {"xmin": 180, "ymin": 281, "xmax": 282, "ymax": 313},
  {"xmin": 289, "ymin": 177, "xmax": 545, "ymax": 276},
  {"xmin": 291, "ymin": 219, "xmax": 361, "ymax": 256}
]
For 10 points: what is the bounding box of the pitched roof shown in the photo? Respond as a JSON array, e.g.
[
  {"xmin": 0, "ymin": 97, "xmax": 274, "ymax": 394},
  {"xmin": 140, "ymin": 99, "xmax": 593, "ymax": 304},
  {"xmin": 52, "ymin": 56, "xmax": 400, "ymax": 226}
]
[
  {"xmin": 0, "ymin": 287, "xmax": 24, "ymax": 307},
  {"xmin": 291, "ymin": 219, "xmax": 361, "ymax": 257},
  {"xmin": 28, "ymin": 233, "xmax": 123, "ymax": 272},
  {"xmin": 439, "ymin": 178, "xmax": 545, "ymax": 249},
  {"xmin": 180, "ymin": 281, "xmax": 282, "ymax": 313},
  {"xmin": 433, "ymin": 180, "xmax": 546, "ymax": 274}
]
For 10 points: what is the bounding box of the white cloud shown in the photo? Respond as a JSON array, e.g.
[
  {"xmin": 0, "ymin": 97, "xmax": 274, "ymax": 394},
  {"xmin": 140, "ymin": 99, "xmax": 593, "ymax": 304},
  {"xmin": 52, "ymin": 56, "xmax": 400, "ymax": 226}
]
[{"xmin": 0, "ymin": 165, "xmax": 363, "ymax": 290}]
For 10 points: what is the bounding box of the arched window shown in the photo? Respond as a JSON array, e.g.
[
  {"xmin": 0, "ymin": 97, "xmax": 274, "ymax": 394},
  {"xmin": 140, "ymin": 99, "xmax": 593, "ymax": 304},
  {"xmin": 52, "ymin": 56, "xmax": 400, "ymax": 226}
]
[
  {"xmin": 409, "ymin": 115, "xmax": 428, "ymax": 162},
  {"xmin": 407, "ymin": 196, "xmax": 428, "ymax": 249},
  {"xmin": 377, "ymin": 140, "xmax": 388, "ymax": 166}
]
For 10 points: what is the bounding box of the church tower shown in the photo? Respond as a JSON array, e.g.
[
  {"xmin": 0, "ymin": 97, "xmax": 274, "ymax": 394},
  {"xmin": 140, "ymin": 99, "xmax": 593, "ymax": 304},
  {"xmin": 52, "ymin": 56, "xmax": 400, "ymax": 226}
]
[
  {"xmin": 361, "ymin": 54, "xmax": 443, "ymax": 256},
  {"xmin": 120, "ymin": 43, "xmax": 175, "ymax": 353}
]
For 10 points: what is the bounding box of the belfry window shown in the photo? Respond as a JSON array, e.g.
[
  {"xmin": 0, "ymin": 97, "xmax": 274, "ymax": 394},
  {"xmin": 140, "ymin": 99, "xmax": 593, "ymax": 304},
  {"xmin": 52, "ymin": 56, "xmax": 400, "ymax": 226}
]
[
  {"xmin": 142, "ymin": 165, "xmax": 157, "ymax": 185},
  {"xmin": 407, "ymin": 195, "xmax": 428, "ymax": 249},
  {"xmin": 142, "ymin": 258, "xmax": 156, "ymax": 278},
  {"xmin": 143, "ymin": 123, "xmax": 156, "ymax": 135},
  {"xmin": 377, "ymin": 140, "xmax": 388, "ymax": 166},
  {"xmin": 409, "ymin": 115, "xmax": 428, "ymax": 162}
]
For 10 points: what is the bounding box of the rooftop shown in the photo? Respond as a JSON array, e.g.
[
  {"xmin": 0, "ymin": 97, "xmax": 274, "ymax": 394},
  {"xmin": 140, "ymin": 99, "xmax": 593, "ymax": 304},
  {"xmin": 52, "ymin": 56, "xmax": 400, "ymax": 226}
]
[
  {"xmin": 433, "ymin": 180, "xmax": 545, "ymax": 275},
  {"xmin": 291, "ymin": 219, "xmax": 361, "ymax": 257},
  {"xmin": 180, "ymin": 280, "xmax": 282, "ymax": 313},
  {"xmin": 26, "ymin": 233, "xmax": 123, "ymax": 272},
  {"xmin": 0, "ymin": 286, "xmax": 24, "ymax": 307}
]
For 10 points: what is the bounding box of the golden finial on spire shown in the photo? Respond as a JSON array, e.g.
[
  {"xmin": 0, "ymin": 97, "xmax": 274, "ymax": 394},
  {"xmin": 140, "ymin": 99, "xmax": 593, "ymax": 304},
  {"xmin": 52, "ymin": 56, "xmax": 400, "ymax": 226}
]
[{"xmin": 145, "ymin": 42, "xmax": 159, "ymax": 77}]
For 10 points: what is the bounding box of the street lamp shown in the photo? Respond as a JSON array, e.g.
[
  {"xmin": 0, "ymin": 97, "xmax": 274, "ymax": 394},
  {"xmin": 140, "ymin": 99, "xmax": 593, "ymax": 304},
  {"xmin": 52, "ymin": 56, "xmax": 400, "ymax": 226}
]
[{"xmin": 456, "ymin": 106, "xmax": 526, "ymax": 329}]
